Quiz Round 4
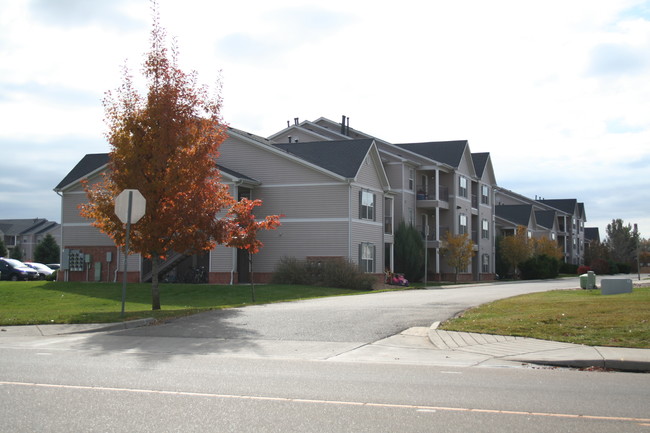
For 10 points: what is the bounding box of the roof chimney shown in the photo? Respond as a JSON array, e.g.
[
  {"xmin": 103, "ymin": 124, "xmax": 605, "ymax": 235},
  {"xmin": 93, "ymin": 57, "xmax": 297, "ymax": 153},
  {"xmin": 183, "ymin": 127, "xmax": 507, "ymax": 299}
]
[
  {"xmin": 294, "ymin": 117, "xmax": 299, "ymax": 125},
  {"xmin": 341, "ymin": 115, "xmax": 347, "ymax": 134},
  {"xmin": 287, "ymin": 120, "xmax": 290, "ymax": 128}
]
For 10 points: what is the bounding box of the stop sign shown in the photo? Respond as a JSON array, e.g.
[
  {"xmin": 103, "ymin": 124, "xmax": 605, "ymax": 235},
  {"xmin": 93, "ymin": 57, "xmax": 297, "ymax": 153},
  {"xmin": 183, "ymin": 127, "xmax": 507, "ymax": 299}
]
[{"xmin": 115, "ymin": 189, "xmax": 146, "ymax": 224}]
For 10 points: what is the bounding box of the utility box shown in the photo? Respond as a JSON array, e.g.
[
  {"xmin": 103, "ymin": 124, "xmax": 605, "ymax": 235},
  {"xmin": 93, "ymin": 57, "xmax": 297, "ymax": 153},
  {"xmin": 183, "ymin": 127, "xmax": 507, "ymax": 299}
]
[
  {"xmin": 94, "ymin": 262, "xmax": 102, "ymax": 282},
  {"xmin": 580, "ymin": 271, "xmax": 597, "ymax": 289},
  {"xmin": 587, "ymin": 271, "xmax": 596, "ymax": 289},
  {"xmin": 601, "ymin": 279, "xmax": 633, "ymax": 295}
]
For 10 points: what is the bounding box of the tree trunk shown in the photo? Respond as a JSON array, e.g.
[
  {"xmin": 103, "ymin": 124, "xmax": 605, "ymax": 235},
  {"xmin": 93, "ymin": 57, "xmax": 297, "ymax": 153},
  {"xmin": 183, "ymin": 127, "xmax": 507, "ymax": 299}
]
[{"xmin": 151, "ymin": 255, "xmax": 161, "ymax": 310}]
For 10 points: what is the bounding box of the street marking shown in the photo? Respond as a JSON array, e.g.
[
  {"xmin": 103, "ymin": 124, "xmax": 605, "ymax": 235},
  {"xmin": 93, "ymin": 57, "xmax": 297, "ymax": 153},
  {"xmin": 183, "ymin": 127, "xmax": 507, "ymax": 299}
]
[{"xmin": 1, "ymin": 380, "xmax": 649, "ymax": 424}]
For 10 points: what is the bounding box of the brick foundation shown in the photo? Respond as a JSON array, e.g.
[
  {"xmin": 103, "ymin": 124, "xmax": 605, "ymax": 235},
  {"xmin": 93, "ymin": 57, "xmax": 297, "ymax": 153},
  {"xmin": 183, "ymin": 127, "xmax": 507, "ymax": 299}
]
[{"xmin": 60, "ymin": 246, "xmax": 122, "ymax": 282}]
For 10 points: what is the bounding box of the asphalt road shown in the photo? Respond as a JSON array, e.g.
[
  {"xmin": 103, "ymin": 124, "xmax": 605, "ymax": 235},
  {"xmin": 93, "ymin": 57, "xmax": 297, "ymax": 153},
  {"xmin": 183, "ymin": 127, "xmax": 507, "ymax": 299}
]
[{"xmin": 1, "ymin": 278, "xmax": 649, "ymax": 432}]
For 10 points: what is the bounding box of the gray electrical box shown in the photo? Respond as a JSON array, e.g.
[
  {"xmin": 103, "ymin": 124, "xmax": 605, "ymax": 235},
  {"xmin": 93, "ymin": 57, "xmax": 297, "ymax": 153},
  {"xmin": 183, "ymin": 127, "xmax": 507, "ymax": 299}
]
[{"xmin": 94, "ymin": 262, "xmax": 102, "ymax": 281}]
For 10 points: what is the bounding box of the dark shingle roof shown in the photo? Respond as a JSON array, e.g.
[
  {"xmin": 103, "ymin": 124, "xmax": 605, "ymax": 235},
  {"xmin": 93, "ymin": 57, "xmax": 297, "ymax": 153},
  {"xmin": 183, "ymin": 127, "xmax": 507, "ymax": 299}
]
[
  {"xmin": 496, "ymin": 204, "xmax": 533, "ymax": 227},
  {"xmin": 535, "ymin": 210, "xmax": 556, "ymax": 229},
  {"xmin": 56, "ymin": 153, "xmax": 258, "ymax": 190},
  {"xmin": 585, "ymin": 227, "xmax": 600, "ymax": 243},
  {"xmin": 394, "ymin": 140, "xmax": 468, "ymax": 167},
  {"xmin": 216, "ymin": 165, "xmax": 258, "ymax": 183},
  {"xmin": 272, "ymin": 139, "xmax": 374, "ymax": 178},
  {"xmin": 55, "ymin": 153, "xmax": 109, "ymax": 191},
  {"xmin": 538, "ymin": 199, "xmax": 578, "ymax": 215},
  {"xmin": 472, "ymin": 152, "xmax": 490, "ymax": 177},
  {"xmin": 0, "ymin": 219, "xmax": 57, "ymax": 235}
]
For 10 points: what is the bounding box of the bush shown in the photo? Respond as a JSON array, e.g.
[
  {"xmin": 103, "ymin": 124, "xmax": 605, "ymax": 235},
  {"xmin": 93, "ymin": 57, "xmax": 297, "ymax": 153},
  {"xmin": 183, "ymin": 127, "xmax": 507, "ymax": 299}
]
[
  {"xmin": 559, "ymin": 262, "xmax": 579, "ymax": 275},
  {"xmin": 271, "ymin": 257, "xmax": 376, "ymax": 290},
  {"xmin": 577, "ymin": 265, "xmax": 591, "ymax": 275},
  {"xmin": 591, "ymin": 258, "xmax": 610, "ymax": 275},
  {"xmin": 616, "ymin": 262, "xmax": 632, "ymax": 274},
  {"xmin": 519, "ymin": 254, "xmax": 560, "ymax": 280}
]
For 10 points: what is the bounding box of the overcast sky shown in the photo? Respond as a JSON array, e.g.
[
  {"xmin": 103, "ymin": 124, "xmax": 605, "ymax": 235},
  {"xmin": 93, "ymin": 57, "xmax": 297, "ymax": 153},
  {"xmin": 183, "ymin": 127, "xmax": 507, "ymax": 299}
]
[{"xmin": 1, "ymin": 0, "xmax": 649, "ymax": 238}]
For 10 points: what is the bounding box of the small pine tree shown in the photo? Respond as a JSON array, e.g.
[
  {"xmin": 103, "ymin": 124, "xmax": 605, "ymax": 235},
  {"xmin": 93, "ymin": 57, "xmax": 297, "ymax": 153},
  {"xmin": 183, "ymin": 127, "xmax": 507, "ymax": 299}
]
[
  {"xmin": 394, "ymin": 221, "xmax": 424, "ymax": 282},
  {"xmin": 34, "ymin": 234, "xmax": 60, "ymax": 264},
  {"xmin": 0, "ymin": 238, "xmax": 7, "ymax": 257},
  {"xmin": 10, "ymin": 246, "xmax": 24, "ymax": 261}
]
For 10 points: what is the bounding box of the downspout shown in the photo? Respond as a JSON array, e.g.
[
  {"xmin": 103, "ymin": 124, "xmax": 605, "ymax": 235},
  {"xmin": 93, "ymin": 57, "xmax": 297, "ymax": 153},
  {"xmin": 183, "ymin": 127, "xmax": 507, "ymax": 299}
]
[
  {"xmin": 55, "ymin": 190, "xmax": 65, "ymax": 282},
  {"xmin": 230, "ymin": 180, "xmax": 244, "ymax": 285},
  {"xmin": 348, "ymin": 179, "xmax": 353, "ymax": 261}
]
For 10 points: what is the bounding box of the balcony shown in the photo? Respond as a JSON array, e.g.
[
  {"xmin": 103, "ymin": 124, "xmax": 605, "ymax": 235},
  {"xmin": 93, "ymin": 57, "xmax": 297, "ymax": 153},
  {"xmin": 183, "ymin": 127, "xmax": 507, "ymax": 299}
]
[{"xmin": 416, "ymin": 185, "xmax": 449, "ymax": 210}]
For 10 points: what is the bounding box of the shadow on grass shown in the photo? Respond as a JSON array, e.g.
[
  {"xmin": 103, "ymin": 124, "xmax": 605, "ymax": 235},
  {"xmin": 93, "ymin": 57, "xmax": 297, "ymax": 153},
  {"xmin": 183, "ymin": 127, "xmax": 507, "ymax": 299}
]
[{"xmin": 77, "ymin": 307, "xmax": 265, "ymax": 364}]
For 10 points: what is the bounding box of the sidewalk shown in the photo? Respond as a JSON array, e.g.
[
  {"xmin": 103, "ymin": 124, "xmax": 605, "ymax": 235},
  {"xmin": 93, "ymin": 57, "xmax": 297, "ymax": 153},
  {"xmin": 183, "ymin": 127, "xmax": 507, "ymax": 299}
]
[
  {"xmin": 427, "ymin": 322, "xmax": 650, "ymax": 372},
  {"xmin": 1, "ymin": 319, "xmax": 648, "ymax": 372}
]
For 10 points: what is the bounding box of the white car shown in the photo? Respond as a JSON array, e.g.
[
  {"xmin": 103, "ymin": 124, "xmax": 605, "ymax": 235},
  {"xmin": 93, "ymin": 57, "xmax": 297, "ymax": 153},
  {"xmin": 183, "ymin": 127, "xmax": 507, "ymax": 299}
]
[{"xmin": 24, "ymin": 262, "xmax": 55, "ymax": 279}]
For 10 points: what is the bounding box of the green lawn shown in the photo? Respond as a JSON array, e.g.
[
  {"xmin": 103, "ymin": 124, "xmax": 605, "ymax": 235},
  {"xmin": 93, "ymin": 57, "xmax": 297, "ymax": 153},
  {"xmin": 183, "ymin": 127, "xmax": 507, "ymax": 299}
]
[
  {"xmin": 440, "ymin": 287, "xmax": 650, "ymax": 348},
  {"xmin": 0, "ymin": 281, "xmax": 372, "ymax": 325}
]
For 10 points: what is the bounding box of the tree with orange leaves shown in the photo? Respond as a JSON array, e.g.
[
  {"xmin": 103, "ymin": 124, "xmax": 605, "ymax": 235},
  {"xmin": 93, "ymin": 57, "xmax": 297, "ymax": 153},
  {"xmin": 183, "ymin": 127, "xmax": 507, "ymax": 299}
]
[{"xmin": 81, "ymin": 7, "xmax": 280, "ymax": 310}]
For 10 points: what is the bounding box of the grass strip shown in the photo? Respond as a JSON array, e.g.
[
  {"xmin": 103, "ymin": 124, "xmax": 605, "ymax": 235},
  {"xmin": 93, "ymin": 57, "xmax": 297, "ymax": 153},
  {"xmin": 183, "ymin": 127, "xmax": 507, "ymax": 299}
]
[
  {"xmin": 0, "ymin": 281, "xmax": 371, "ymax": 325},
  {"xmin": 440, "ymin": 287, "xmax": 650, "ymax": 348}
]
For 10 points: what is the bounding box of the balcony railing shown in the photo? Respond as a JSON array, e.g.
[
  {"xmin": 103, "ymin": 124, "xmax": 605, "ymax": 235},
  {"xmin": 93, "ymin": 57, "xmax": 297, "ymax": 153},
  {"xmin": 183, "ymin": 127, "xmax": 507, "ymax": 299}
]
[{"xmin": 415, "ymin": 185, "xmax": 449, "ymax": 202}]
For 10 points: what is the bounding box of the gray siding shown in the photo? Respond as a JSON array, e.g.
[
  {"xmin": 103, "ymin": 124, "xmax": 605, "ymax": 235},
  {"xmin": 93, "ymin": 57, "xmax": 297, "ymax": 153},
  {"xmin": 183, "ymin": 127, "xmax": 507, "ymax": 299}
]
[{"xmin": 219, "ymin": 136, "xmax": 336, "ymax": 185}]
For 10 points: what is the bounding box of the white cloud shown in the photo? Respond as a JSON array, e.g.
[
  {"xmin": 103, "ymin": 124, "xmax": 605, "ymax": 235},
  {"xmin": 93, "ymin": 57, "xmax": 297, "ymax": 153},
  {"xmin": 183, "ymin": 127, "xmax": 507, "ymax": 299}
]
[{"xmin": 0, "ymin": 0, "xmax": 649, "ymax": 237}]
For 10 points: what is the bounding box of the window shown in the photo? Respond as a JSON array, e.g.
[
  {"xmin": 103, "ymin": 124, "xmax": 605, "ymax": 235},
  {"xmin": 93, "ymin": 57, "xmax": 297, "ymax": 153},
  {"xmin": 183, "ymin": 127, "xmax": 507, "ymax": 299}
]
[
  {"xmin": 459, "ymin": 213, "xmax": 468, "ymax": 235},
  {"xmin": 481, "ymin": 185, "xmax": 489, "ymax": 205},
  {"xmin": 360, "ymin": 190, "xmax": 375, "ymax": 220},
  {"xmin": 408, "ymin": 169, "xmax": 414, "ymax": 190},
  {"xmin": 459, "ymin": 176, "xmax": 468, "ymax": 198},
  {"xmin": 482, "ymin": 254, "xmax": 490, "ymax": 273},
  {"xmin": 384, "ymin": 197, "xmax": 393, "ymax": 234},
  {"xmin": 359, "ymin": 243, "xmax": 375, "ymax": 273},
  {"xmin": 481, "ymin": 219, "xmax": 489, "ymax": 239}
]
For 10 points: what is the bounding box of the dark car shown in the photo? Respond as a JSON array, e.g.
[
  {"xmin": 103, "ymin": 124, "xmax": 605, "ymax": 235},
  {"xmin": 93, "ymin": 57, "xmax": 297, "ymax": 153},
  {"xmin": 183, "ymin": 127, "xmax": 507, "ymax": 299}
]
[{"xmin": 0, "ymin": 258, "xmax": 39, "ymax": 281}]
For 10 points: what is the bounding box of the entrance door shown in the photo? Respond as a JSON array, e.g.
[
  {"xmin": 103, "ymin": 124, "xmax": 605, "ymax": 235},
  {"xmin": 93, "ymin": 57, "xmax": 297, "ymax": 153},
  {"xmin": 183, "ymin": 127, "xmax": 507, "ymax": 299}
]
[{"xmin": 237, "ymin": 248, "xmax": 250, "ymax": 283}]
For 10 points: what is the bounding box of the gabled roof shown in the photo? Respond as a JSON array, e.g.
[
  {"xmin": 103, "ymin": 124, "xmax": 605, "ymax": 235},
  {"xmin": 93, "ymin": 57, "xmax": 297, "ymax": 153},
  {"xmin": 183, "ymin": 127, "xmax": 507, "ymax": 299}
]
[
  {"xmin": 272, "ymin": 139, "xmax": 376, "ymax": 179},
  {"xmin": 538, "ymin": 199, "xmax": 578, "ymax": 216},
  {"xmin": 228, "ymin": 127, "xmax": 274, "ymax": 146},
  {"xmin": 472, "ymin": 153, "xmax": 490, "ymax": 177},
  {"xmin": 0, "ymin": 219, "xmax": 59, "ymax": 235},
  {"xmin": 495, "ymin": 204, "xmax": 534, "ymax": 227},
  {"xmin": 395, "ymin": 140, "xmax": 468, "ymax": 168},
  {"xmin": 215, "ymin": 165, "xmax": 259, "ymax": 184},
  {"xmin": 585, "ymin": 227, "xmax": 600, "ymax": 243},
  {"xmin": 55, "ymin": 153, "xmax": 259, "ymax": 191},
  {"xmin": 535, "ymin": 210, "xmax": 557, "ymax": 230},
  {"xmin": 54, "ymin": 153, "xmax": 109, "ymax": 191}
]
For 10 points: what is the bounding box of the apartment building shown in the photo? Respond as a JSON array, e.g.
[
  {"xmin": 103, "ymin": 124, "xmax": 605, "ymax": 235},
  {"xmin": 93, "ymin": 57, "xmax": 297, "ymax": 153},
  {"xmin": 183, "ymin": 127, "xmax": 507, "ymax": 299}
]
[
  {"xmin": 0, "ymin": 218, "xmax": 60, "ymax": 261},
  {"xmin": 54, "ymin": 128, "xmax": 390, "ymax": 283},
  {"xmin": 495, "ymin": 187, "xmax": 587, "ymax": 265},
  {"xmin": 54, "ymin": 115, "xmax": 591, "ymax": 283}
]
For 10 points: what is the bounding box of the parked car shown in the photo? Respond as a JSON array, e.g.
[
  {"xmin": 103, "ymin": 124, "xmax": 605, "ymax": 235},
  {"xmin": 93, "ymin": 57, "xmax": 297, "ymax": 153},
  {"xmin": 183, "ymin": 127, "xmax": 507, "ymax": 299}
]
[
  {"xmin": 24, "ymin": 262, "xmax": 55, "ymax": 279},
  {"xmin": 47, "ymin": 263, "xmax": 61, "ymax": 270},
  {"xmin": 0, "ymin": 258, "xmax": 39, "ymax": 281}
]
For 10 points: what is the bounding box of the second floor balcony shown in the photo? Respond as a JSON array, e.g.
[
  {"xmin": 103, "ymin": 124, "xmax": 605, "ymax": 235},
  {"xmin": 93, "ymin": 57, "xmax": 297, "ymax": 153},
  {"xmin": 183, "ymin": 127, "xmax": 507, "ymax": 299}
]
[{"xmin": 416, "ymin": 185, "xmax": 449, "ymax": 209}]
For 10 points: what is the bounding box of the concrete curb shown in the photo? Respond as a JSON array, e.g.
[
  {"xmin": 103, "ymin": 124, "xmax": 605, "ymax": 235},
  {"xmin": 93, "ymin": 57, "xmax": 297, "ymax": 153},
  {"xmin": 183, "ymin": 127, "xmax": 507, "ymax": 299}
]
[
  {"xmin": 428, "ymin": 323, "xmax": 650, "ymax": 373},
  {"xmin": 0, "ymin": 318, "xmax": 156, "ymax": 337}
]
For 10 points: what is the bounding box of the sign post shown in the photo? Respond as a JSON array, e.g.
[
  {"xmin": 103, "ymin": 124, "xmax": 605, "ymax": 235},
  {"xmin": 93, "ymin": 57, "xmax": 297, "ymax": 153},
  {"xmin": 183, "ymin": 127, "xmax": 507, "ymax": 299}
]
[{"xmin": 115, "ymin": 189, "xmax": 146, "ymax": 317}]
